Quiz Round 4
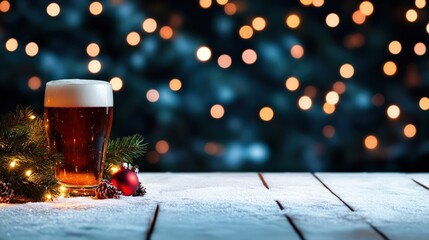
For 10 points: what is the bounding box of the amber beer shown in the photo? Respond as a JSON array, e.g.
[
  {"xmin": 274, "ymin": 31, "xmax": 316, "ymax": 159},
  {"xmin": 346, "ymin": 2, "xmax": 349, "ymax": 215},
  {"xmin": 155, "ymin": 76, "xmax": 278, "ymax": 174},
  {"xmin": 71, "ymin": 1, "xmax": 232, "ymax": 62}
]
[{"xmin": 44, "ymin": 80, "xmax": 113, "ymax": 195}]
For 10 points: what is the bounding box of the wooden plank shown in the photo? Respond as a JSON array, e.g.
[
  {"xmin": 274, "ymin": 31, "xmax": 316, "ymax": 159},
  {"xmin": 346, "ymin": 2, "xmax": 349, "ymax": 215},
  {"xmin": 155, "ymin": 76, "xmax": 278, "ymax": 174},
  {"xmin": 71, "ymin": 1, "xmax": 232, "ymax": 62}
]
[
  {"xmin": 0, "ymin": 175, "xmax": 157, "ymax": 239},
  {"xmin": 317, "ymin": 173, "xmax": 429, "ymax": 240},
  {"xmin": 263, "ymin": 173, "xmax": 382, "ymax": 240},
  {"xmin": 141, "ymin": 173, "xmax": 299, "ymax": 240}
]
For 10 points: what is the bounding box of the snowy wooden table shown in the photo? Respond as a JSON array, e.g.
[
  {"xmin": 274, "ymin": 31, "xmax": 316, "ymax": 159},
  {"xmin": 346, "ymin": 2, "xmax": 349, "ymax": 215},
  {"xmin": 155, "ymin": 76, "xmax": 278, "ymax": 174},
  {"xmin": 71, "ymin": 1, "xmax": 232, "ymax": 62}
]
[{"xmin": 1, "ymin": 173, "xmax": 429, "ymax": 240}]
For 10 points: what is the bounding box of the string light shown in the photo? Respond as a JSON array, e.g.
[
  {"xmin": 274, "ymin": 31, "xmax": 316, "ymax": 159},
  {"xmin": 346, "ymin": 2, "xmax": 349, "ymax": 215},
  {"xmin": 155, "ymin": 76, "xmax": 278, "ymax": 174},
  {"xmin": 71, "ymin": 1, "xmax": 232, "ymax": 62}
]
[
  {"xmin": 29, "ymin": 115, "xmax": 36, "ymax": 120},
  {"xmin": 45, "ymin": 194, "xmax": 52, "ymax": 200},
  {"xmin": 46, "ymin": 3, "xmax": 60, "ymax": 17},
  {"xmin": 333, "ymin": 81, "xmax": 346, "ymax": 94},
  {"xmin": 323, "ymin": 103, "xmax": 336, "ymax": 114},
  {"xmin": 59, "ymin": 186, "xmax": 66, "ymax": 192},
  {"xmin": 216, "ymin": 0, "xmax": 228, "ymax": 5},
  {"xmin": 312, "ymin": 0, "xmax": 324, "ymax": 7},
  {"xmin": 426, "ymin": 23, "xmax": 429, "ymax": 34},
  {"xmin": 364, "ymin": 135, "xmax": 378, "ymax": 150},
  {"xmin": 199, "ymin": 0, "xmax": 212, "ymax": 8},
  {"xmin": 25, "ymin": 170, "xmax": 32, "ymax": 177},
  {"xmin": 9, "ymin": 161, "xmax": 16, "ymax": 168},
  {"xmin": 110, "ymin": 166, "xmax": 119, "ymax": 174},
  {"xmin": 259, "ymin": 107, "xmax": 274, "ymax": 121},
  {"xmin": 146, "ymin": 89, "xmax": 160, "ymax": 103},
  {"xmin": 5, "ymin": 38, "xmax": 18, "ymax": 52},
  {"xmin": 169, "ymin": 78, "xmax": 182, "ymax": 91},
  {"xmin": 300, "ymin": 0, "xmax": 313, "ymax": 6},
  {"xmin": 110, "ymin": 77, "xmax": 123, "ymax": 91},
  {"xmin": 196, "ymin": 46, "xmax": 212, "ymax": 62},
  {"xmin": 210, "ymin": 104, "xmax": 225, "ymax": 119},
  {"xmin": 89, "ymin": 1, "xmax": 103, "ymax": 15},
  {"xmin": 415, "ymin": 0, "xmax": 426, "ymax": 8},
  {"xmin": 352, "ymin": 10, "xmax": 366, "ymax": 24}
]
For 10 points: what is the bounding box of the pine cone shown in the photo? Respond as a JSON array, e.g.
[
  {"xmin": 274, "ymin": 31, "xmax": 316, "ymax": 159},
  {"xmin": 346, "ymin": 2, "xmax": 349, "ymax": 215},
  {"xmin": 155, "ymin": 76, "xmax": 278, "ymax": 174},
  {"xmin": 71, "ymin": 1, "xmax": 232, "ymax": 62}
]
[
  {"xmin": 95, "ymin": 180, "xmax": 120, "ymax": 199},
  {"xmin": 0, "ymin": 181, "xmax": 14, "ymax": 204},
  {"xmin": 132, "ymin": 182, "xmax": 147, "ymax": 197}
]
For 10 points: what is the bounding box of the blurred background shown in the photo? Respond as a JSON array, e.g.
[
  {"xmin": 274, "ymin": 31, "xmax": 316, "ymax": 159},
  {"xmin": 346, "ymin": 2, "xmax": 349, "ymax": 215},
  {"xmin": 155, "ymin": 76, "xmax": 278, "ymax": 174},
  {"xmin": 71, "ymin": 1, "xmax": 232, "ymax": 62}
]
[{"xmin": 0, "ymin": 0, "xmax": 428, "ymax": 172}]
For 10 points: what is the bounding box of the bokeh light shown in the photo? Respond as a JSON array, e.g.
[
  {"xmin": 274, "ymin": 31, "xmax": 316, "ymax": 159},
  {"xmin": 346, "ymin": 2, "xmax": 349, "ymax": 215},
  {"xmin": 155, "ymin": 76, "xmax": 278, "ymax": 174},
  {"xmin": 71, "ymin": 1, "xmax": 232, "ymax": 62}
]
[
  {"xmin": 46, "ymin": 3, "xmax": 60, "ymax": 17},
  {"xmin": 323, "ymin": 125, "xmax": 335, "ymax": 138},
  {"xmin": 406, "ymin": 9, "xmax": 418, "ymax": 22},
  {"xmin": 28, "ymin": 76, "xmax": 42, "ymax": 90},
  {"xmin": 0, "ymin": 0, "xmax": 10, "ymax": 12},
  {"xmin": 196, "ymin": 46, "xmax": 212, "ymax": 62},
  {"xmin": 415, "ymin": 0, "xmax": 426, "ymax": 8},
  {"xmin": 86, "ymin": 43, "xmax": 100, "ymax": 57},
  {"xmin": 126, "ymin": 32, "xmax": 141, "ymax": 46},
  {"xmin": 89, "ymin": 1, "xmax": 103, "ymax": 15},
  {"xmin": 387, "ymin": 105, "xmax": 400, "ymax": 119},
  {"xmin": 110, "ymin": 77, "xmax": 123, "ymax": 91},
  {"xmin": 259, "ymin": 107, "xmax": 274, "ymax": 121},
  {"xmin": 298, "ymin": 96, "xmax": 312, "ymax": 110},
  {"xmin": 403, "ymin": 124, "xmax": 416, "ymax": 138},
  {"xmin": 290, "ymin": 44, "xmax": 304, "ymax": 59},
  {"xmin": 25, "ymin": 42, "xmax": 39, "ymax": 57},
  {"xmin": 242, "ymin": 49, "xmax": 257, "ymax": 64},
  {"xmin": 210, "ymin": 104, "xmax": 225, "ymax": 119},
  {"xmin": 300, "ymin": 0, "xmax": 312, "ymax": 6},
  {"xmin": 326, "ymin": 91, "xmax": 339, "ymax": 105},
  {"xmin": 333, "ymin": 81, "xmax": 346, "ymax": 94},
  {"xmin": 252, "ymin": 17, "xmax": 266, "ymax": 31},
  {"xmin": 383, "ymin": 61, "xmax": 397, "ymax": 76},
  {"xmin": 364, "ymin": 135, "xmax": 378, "ymax": 150},
  {"xmin": 339, "ymin": 63, "xmax": 354, "ymax": 79},
  {"xmin": 304, "ymin": 86, "xmax": 317, "ymax": 98},
  {"xmin": 156, "ymin": 140, "xmax": 169, "ymax": 154},
  {"xmin": 146, "ymin": 89, "xmax": 160, "ymax": 103},
  {"xmin": 414, "ymin": 42, "xmax": 426, "ymax": 56},
  {"xmin": 216, "ymin": 0, "xmax": 228, "ymax": 5},
  {"xmin": 326, "ymin": 13, "xmax": 340, "ymax": 28},
  {"xmin": 286, "ymin": 14, "xmax": 300, "ymax": 29},
  {"xmin": 160, "ymin": 26, "xmax": 174, "ymax": 40},
  {"xmin": 285, "ymin": 77, "xmax": 300, "ymax": 91},
  {"xmin": 312, "ymin": 0, "xmax": 324, "ymax": 7},
  {"xmin": 224, "ymin": 2, "xmax": 237, "ymax": 15},
  {"xmin": 323, "ymin": 103, "xmax": 336, "ymax": 114},
  {"xmin": 372, "ymin": 93, "xmax": 385, "ymax": 107},
  {"xmin": 388, "ymin": 41, "xmax": 402, "ymax": 55},
  {"xmin": 419, "ymin": 97, "xmax": 429, "ymax": 110},
  {"xmin": 352, "ymin": 10, "xmax": 366, "ymax": 24},
  {"xmin": 5, "ymin": 38, "xmax": 18, "ymax": 52},
  {"xmin": 169, "ymin": 78, "xmax": 182, "ymax": 91},
  {"xmin": 88, "ymin": 59, "xmax": 101, "ymax": 73},
  {"xmin": 359, "ymin": 1, "xmax": 374, "ymax": 16},
  {"xmin": 199, "ymin": 0, "xmax": 212, "ymax": 8},
  {"xmin": 239, "ymin": 25, "xmax": 253, "ymax": 39},
  {"xmin": 218, "ymin": 54, "xmax": 232, "ymax": 68},
  {"xmin": 142, "ymin": 18, "xmax": 157, "ymax": 33}
]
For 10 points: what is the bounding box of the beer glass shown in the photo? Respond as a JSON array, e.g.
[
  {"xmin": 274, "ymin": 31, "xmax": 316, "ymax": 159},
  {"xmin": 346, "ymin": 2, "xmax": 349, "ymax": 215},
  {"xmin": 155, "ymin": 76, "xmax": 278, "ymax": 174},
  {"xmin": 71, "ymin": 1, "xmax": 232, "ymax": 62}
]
[{"xmin": 44, "ymin": 79, "xmax": 113, "ymax": 195}]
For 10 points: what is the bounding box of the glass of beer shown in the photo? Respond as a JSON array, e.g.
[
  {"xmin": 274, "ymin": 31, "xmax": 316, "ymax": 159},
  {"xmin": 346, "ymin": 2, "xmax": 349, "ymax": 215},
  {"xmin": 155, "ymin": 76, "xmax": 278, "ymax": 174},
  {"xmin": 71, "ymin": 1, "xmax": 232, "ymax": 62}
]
[{"xmin": 44, "ymin": 79, "xmax": 113, "ymax": 196}]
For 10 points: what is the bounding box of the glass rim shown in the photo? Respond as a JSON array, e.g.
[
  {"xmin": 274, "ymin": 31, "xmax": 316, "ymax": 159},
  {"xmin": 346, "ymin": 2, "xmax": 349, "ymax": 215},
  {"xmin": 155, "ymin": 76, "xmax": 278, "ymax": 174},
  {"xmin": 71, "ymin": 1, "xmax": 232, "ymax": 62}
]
[{"xmin": 46, "ymin": 79, "xmax": 111, "ymax": 85}]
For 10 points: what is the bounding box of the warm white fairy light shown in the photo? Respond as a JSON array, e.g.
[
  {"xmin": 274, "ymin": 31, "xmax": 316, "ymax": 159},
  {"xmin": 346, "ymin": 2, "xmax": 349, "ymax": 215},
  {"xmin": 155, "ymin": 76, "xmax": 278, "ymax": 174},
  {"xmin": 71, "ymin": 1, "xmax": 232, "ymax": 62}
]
[{"xmin": 25, "ymin": 169, "xmax": 32, "ymax": 177}]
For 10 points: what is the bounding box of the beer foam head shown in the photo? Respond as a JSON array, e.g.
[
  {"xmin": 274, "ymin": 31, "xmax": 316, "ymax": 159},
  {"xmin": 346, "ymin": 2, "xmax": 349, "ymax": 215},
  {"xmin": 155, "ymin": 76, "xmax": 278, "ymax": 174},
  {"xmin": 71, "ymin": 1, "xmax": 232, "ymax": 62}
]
[{"xmin": 45, "ymin": 79, "xmax": 113, "ymax": 107}]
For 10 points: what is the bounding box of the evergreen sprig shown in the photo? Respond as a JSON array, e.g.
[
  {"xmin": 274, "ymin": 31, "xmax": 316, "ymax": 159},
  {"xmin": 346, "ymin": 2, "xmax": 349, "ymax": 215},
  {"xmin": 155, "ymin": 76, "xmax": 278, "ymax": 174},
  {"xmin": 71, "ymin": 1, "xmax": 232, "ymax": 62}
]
[{"xmin": 0, "ymin": 106, "xmax": 146, "ymax": 203}]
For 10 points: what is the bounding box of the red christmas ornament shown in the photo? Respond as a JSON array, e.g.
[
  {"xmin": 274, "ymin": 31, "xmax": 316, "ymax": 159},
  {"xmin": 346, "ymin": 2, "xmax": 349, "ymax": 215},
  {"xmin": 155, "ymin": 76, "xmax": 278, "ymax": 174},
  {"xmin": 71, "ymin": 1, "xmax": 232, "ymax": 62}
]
[{"xmin": 110, "ymin": 164, "xmax": 139, "ymax": 196}]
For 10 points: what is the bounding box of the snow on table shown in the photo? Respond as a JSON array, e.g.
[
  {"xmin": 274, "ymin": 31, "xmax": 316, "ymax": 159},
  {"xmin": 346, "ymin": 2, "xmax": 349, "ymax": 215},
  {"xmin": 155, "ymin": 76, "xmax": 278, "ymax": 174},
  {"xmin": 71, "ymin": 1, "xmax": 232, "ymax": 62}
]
[{"xmin": 0, "ymin": 173, "xmax": 429, "ymax": 240}]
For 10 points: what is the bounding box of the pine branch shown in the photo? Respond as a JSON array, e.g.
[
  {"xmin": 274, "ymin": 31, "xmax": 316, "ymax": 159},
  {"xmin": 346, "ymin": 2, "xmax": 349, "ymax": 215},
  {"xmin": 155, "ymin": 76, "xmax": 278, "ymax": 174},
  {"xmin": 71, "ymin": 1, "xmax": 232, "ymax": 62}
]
[{"xmin": 104, "ymin": 134, "xmax": 147, "ymax": 179}]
